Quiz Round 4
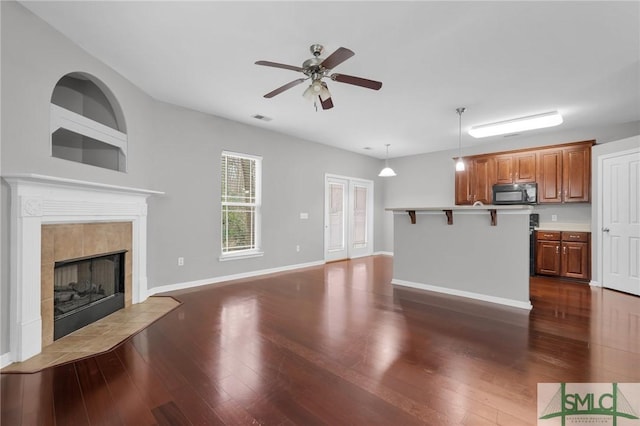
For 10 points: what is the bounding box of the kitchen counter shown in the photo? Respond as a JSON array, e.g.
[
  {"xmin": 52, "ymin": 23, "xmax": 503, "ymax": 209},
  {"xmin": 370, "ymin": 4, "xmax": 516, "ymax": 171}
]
[
  {"xmin": 386, "ymin": 204, "xmax": 531, "ymax": 212},
  {"xmin": 388, "ymin": 205, "xmax": 532, "ymax": 310},
  {"xmin": 386, "ymin": 205, "xmax": 532, "ymax": 226},
  {"xmin": 536, "ymin": 222, "xmax": 591, "ymax": 232}
]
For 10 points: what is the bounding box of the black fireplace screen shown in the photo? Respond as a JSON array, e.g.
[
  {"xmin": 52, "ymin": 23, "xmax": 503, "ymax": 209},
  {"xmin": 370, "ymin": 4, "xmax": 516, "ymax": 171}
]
[{"xmin": 53, "ymin": 250, "xmax": 126, "ymax": 339}]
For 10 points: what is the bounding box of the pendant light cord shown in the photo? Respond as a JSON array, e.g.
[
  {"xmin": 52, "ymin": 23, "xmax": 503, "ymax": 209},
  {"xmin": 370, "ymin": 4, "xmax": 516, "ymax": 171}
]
[{"xmin": 457, "ymin": 107, "xmax": 465, "ymax": 157}]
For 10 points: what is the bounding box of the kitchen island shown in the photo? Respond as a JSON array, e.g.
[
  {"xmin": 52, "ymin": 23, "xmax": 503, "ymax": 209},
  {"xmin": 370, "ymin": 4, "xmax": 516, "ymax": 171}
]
[{"xmin": 387, "ymin": 205, "xmax": 533, "ymax": 309}]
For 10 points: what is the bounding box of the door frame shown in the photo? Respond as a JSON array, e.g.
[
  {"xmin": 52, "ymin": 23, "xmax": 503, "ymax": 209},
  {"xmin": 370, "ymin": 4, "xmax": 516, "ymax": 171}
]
[
  {"xmin": 595, "ymin": 145, "xmax": 640, "ymax": 287},
  {"xmin": 324, "ymin": 173, "xmax": 374, "ymax": 262}
]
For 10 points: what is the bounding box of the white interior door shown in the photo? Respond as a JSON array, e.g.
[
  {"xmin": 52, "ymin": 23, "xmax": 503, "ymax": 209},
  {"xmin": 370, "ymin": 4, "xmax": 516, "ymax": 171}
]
[
  {"xmin": 324, "ymin": 175, "xmax": 374, "ymax": 261},
  {"xmin": 602, "ymin": 150, "xmax": 640, "ymax": 295}
]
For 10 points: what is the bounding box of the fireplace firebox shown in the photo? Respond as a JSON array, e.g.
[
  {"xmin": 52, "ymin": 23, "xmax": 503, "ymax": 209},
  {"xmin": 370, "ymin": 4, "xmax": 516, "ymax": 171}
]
[{"xmin": 54, "ymin": 250, "xmax": 126, "ymax": 340}]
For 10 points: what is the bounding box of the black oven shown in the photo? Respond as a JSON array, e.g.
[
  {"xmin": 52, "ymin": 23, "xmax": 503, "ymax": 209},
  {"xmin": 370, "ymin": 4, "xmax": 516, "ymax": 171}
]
[{"xmin": 492, "ymin": 183, "xmax": 538, "ymax": 205}]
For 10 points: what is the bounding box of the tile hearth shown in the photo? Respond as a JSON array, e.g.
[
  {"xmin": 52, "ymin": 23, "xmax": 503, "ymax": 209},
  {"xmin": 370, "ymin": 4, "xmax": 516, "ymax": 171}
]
[{"xmin": 1, "ymin": 296, "xmax": 180, "ymax": 373}]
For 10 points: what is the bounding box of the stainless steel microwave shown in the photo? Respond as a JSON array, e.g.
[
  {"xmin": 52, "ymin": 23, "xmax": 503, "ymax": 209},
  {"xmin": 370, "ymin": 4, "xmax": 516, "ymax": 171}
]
[{"xmin": 492, "ymin": 183, "xmax": 538, "ymax": 205}]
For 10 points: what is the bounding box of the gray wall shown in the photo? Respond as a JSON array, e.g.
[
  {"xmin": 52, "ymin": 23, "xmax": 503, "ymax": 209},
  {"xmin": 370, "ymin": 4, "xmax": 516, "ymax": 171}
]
[
  {"xmin": 0, "ymin": 1, "xmax": 384, "ymax": 355},
  {"xmin": 146, "ymin": 100, "xmax": 385, "ymax": 287}
]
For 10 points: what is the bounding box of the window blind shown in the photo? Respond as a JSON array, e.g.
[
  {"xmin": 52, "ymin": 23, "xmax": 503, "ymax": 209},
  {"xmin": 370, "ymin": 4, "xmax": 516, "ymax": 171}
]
[{"xmin": 221, "ymin": 152, "xmax": 261, "ymax": 254}]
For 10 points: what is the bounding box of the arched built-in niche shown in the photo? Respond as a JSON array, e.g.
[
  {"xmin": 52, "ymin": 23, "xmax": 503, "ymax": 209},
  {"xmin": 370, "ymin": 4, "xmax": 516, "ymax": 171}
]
[{"xmin": 50, "ymin": 72, "xmax": 127, "ymax": 172}]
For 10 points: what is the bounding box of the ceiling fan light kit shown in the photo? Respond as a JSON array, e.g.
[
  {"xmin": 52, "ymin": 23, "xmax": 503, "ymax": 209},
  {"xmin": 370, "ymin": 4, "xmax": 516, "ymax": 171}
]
[
  {"xmin": 468, "ymin": 111, "xmax": 563, "ymax": 138},
  {"xmin": 256, "ymin": 44, "xmax": 382, "ymax": 110}
]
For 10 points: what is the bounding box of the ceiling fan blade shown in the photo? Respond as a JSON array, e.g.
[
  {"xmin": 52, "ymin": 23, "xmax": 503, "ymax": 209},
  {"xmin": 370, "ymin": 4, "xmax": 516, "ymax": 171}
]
[
  {"xmin": 263, "ymin": 78, "xmax": 306, "ymax": 98},
  {"xmin": 331, "ymin": 73, "xmax": 382, "ymax": 90},
  {"xmin": 255, "ymin": 60, "xmax": 304, "ymax": 73},
  {"xmin": 320, "ymin": 96, "xmax": 334, "ymax": 110},
  {"xmin": 320, "ymin": 47, "xmax": 355, "ymax": 70}
]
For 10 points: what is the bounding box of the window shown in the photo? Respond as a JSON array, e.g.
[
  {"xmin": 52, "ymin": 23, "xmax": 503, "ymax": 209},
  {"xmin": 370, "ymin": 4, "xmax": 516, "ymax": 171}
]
[{"xmin": 220, "ymin": 151, "xmax": 262, "ymax": 259}]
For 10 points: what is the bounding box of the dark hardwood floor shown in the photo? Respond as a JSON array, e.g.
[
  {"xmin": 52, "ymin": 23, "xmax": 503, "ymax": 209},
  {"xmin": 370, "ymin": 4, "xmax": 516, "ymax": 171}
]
[{"xmin": 2, "ymin": 255, "xmax": 639, "ymax": 425}]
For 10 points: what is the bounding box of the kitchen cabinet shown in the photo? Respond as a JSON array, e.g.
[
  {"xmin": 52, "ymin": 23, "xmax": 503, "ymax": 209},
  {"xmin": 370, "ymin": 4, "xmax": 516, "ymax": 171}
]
[
  {"xmin": 536, "ymin": 143, "xmax": 591, "ymax": 203},
  {"xmin": 495, "ymin": 152, "xmax": 536, "ymax": 184},
  {"xmin": 536, "ymin": 149, "xmax": 563, "ymax": 203},
  {"xmin": 562, "ymin": 144, "xmax": 591, "ymax": 202},
  {"xmin": 455, "ymin": 156, "xmax": 495, "ymax": 205},
  {"xmin": 454, "ymin": 140, "xmax": 593, "ymax": 206},
  {"xmin": 535, "ymin": 231, "xmax": 590, "ymax": 280},
  {"xmin": 535, "ymin": 231, "xmax": 562, "ymax": 275},
  {"xmin": 455, "ymin": 159, "xmax": 472, "ymax": 205}
]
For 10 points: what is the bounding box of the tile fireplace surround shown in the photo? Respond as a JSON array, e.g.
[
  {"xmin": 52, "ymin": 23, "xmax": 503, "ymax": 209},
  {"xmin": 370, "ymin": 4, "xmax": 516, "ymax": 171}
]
[{"xmin": 3, "ymin": 174, "xmax": 163, "ymax": 364}]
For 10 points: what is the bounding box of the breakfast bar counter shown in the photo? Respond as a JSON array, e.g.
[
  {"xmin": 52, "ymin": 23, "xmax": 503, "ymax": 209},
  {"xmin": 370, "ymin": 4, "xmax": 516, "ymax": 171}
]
[{"xmin": 386, "ymin": 205, "xmax": 533, "ymax": 309}]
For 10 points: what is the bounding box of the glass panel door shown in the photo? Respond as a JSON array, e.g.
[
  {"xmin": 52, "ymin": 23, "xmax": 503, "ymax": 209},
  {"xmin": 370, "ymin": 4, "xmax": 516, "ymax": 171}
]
[{"xmin": 325, "ymin": 176, "xmax": 374, "ymax": 261}]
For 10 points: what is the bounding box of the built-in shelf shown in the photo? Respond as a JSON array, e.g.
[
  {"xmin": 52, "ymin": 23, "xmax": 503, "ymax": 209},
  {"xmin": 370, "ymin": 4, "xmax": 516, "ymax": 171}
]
[{"xmin": 50, "ymin": 73, "xmax": 127, "ymax": 172}]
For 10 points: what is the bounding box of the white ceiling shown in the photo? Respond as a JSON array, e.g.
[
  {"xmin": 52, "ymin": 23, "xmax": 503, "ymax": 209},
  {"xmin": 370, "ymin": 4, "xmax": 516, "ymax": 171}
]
[{"xmin": 20, "ymin": 1, "xmax": 640, "ymax": 159}]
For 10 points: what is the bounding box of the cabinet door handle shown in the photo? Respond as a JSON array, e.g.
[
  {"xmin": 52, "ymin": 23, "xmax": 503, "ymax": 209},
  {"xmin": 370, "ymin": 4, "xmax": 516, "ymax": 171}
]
[
  {"xmin": 556, "ymin": 246, "xmax": 559, "ymax": 254},
  {"xmin": 563, "ymin": 246, "xmax": 566, "ymax": 254}
]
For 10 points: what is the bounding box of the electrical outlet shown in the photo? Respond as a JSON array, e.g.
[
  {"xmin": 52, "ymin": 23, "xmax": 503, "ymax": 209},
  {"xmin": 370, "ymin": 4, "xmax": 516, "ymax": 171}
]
[
  {"xmin": 177, "ymin": 257, "xmax": 184, "ymax": 266},
  {"xmin": 551, "ymin": 215, "xmax": 558, "ymax": 222},
  {"xmin": 296, "ymin": 245, "xmax": 300, "ymax": 252}
]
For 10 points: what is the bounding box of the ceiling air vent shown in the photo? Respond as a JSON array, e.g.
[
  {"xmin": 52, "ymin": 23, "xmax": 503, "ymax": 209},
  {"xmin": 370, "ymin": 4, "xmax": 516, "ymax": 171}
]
[{"xmin": 252, "ymin": 114, "xmax": 272, "ymax": 122}]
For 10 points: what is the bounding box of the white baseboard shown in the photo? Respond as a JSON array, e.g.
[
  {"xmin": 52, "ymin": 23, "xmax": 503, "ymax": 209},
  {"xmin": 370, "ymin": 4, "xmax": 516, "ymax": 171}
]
[
  {"xmin": 373, "ymin": 251, "xmax": 393, "ymax": 256},
  {"xmin": 392, "ymin": 278, "xmax": 533, "ymax": 310},
  {"xmin": 147, "ymin": 260, "xmax": 326, "ymax": 297},
  {"xmin": 1, "ymin": 352, "xmax": 12, "ymax": 369},
  {"xmin": 589, "ymin": 280, "xmax": 601, "ymax": 287}
]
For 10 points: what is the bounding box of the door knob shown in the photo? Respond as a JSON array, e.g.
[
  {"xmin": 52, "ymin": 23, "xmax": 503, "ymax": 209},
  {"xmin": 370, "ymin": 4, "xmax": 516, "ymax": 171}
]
[{"xmin": 602, "ymin": 227, "xmax": 610, "ymax": 233}]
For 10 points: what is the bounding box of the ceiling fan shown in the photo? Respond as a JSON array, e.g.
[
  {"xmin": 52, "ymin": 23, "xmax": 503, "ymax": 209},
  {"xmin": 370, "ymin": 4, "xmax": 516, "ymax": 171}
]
[{"xmin": 255, "ymin": 44, "xmax": 383, "ymax": 110}]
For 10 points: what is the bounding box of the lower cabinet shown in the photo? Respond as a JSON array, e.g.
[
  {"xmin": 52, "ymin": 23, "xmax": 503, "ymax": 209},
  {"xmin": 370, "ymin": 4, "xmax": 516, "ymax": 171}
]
[
  {"xmin": 535, "ymin": 231, "xmax": 590, "ymax": 281},
  {"xmin": 536, "ymin": 236, "xmax": 561, "ymax": 275}
]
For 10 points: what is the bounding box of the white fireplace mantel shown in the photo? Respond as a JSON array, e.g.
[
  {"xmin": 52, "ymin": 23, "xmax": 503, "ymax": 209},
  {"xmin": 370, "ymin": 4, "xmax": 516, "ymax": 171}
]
[{"xmin": 3, "ymin": 173, "xmax": 163, "ymax": 363}]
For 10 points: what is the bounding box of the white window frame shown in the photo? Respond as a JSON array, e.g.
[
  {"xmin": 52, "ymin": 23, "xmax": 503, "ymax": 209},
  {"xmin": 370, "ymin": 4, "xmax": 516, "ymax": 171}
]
[{"xmin": 219, "ymin": 151, "xmax": 263, "ymax": 261}]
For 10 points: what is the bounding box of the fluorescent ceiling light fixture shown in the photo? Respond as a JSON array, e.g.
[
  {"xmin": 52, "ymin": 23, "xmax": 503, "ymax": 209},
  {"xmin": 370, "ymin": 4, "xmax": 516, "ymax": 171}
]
[{"xmin": 468, "ymin": 111, "xmax": 563, "ymax": 138}]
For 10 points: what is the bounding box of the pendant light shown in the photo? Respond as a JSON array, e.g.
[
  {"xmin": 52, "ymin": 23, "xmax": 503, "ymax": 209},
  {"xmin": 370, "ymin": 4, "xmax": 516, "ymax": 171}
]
[
  {"xmin": 378, "ymin": 144, "xmax": 396, "ymax": 177},
  {"xmin": 455, "ymin": 107, "xmax": 466, "ymax": 172}
]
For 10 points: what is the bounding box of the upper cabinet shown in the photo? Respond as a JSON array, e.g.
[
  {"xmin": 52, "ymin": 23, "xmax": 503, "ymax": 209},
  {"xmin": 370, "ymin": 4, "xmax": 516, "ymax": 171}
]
[
  {"xmin": 455, "ymin": 140, "xmax": 593, "ymax": 205},
  {"xmin": 536, "ymin": 148, "xmax": 563, "ymax": 203},
  {"xmin": 495, "ymin": 152, "xmax": 536, "ymax": 184},
  {"xmin": 536, "ymin": 142, "xmax": 592, "ymax": 203},
  {"xmin": 562, "ymin": 144, "xmax": 591, "ymax": 202},
  {"xmin": 455, "ymin": 156, "xmax": 495, "ymax": 205}
]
